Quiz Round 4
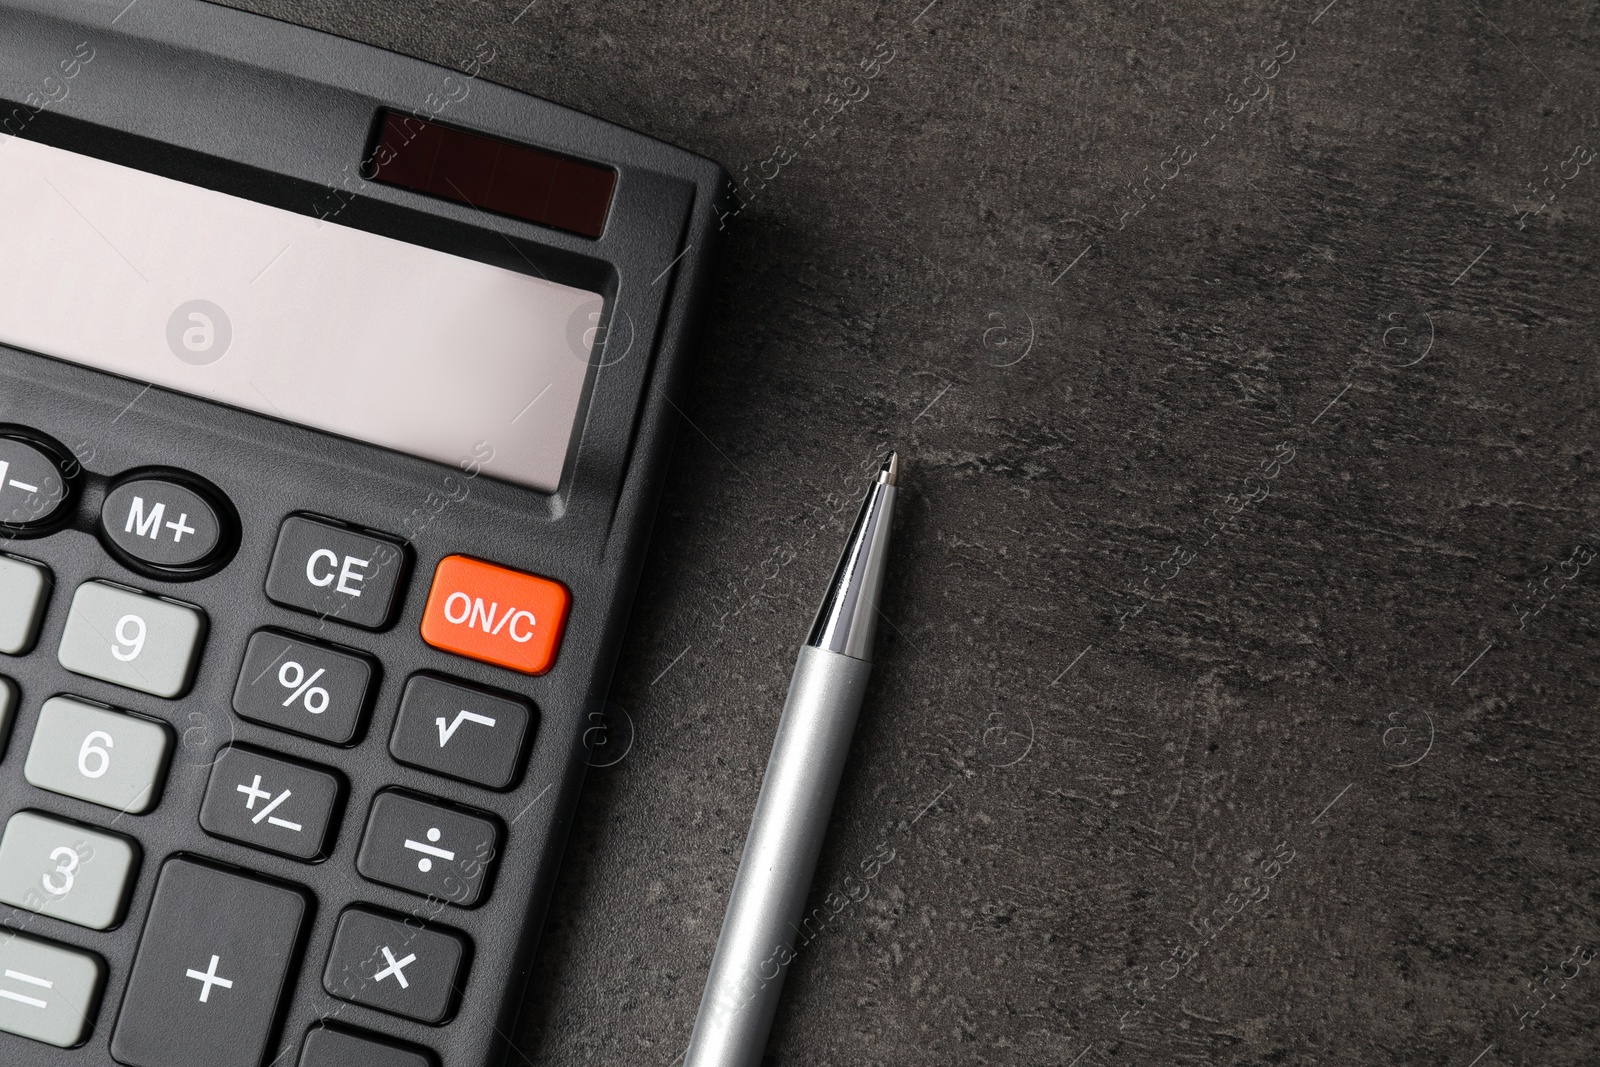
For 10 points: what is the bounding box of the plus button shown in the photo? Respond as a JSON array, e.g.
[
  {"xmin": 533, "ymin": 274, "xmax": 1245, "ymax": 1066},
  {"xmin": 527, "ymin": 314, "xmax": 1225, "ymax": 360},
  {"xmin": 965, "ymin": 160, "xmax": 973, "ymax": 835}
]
[{"xmin": 184, "ymin": 955, "xmax": 235, "ymax": 1003}]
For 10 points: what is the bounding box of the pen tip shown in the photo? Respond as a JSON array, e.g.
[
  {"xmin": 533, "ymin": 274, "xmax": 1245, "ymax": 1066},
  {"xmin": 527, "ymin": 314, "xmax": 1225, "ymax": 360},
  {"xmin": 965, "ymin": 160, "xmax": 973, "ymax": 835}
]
[{"xmin": 880, "ymin": 451, "xmax": 899, "ymax": 486}]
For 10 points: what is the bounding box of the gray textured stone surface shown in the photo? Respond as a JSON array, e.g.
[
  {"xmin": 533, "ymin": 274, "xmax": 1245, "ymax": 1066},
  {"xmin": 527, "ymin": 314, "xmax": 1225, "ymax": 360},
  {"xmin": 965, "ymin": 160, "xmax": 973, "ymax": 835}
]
[{"xmin": 227, "ymin": 2, "xmax": 1600, "ymax": 1063}]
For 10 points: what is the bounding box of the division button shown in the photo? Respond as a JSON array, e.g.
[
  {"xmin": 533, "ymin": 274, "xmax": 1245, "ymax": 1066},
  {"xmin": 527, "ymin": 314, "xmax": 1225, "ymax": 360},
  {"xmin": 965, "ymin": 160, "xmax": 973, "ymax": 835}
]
[
  {"xmin": 298, "ymin": 1026, "xmax": 436, "ymax": 1067},
  {"xmin": 389, "ymin": 674, "xmax": 533, "ymax": 790},
  {"xmin": 232, "ymin": 630, "xmax": 376, "ymax": 745},
  {"xmin": 323, "ymin": 908, "xmax": 466, "ymax": 1023},
  {"xmin": 199, "ymin": 746, "xmax": 341, "ymax": 861},
  {"xmin": 356, "ymin": 792, "xmax": 499, "ymax": 907},
  {"xmin": 111, "ymin": 858, "xmax": 309, "ymax": 1067},
  {"xmin": 265, "ymin": 515, "xmax": 407, "ymax": 631},
  {"xmin": 0, "ymin": 435, "xmax": 69, "ymax": 529},
  {"xmin": 56, "ymin": 581, "xmax": 207, "ymax": 699},
  {"xmin": 0, "ymin": 928, "xmax": 104, "ymax": 1048},
  {"xmin": 24, "ymin": 696, "xmax": 171, "ymax": 815},
  {"xmin": 419, "ymin": 555, "xmax": 571, "ymax": 675},
  {"xmin": 0, "ymin": 811, "xmax": 139, "ymax": 930},
  {"xmin": 101, "ymin": 475, "xmax": 228, "ymax": 571},
  {"xmin": 0, "ymin": 554, "xmax": 51, "ymax": 656}
]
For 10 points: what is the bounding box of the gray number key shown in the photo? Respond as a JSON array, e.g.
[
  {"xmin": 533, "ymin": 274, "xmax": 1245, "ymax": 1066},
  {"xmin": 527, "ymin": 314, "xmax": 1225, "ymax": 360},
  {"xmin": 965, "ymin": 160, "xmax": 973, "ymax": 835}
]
[
  {"xmin": 0, "ymin": 554, "xmax": 51, "ymax": 655},
  {"xmin": 24, "ymin": 696, "xmax": 172, "ymax": 814},
  {"xmin": 0, "ymin": 929, "xmax": 105, "ymax": 1048},
  {"xmin": 0, "ymin": 811, "xmax": 139, "ymax": 930},
  {"xmin": 57, "ymin": 581, "xmax": 206, "ymax": 698}
]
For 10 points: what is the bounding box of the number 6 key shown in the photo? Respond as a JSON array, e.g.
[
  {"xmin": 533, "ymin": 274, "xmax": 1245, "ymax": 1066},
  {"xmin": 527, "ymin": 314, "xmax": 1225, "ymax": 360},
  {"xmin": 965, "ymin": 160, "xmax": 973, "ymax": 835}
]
[{"xmin": 24, "ymin": 696, "xmax": 173, "ymax": 814}]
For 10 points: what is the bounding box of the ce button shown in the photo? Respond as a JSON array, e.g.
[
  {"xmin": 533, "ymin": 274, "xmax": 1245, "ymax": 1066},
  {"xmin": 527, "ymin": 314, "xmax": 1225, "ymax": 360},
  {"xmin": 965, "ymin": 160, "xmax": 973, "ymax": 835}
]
[{"xmin": 265, "ymin": 515, "xmax": 407, "ymax": 631}]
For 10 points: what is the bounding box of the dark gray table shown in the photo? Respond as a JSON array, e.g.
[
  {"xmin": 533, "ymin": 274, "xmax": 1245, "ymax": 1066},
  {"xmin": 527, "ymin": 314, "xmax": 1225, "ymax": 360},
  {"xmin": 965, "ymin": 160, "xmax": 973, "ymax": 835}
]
[{"xmin": 227, "ymin": 2, "xmax": 1600, "ymax": 1063}]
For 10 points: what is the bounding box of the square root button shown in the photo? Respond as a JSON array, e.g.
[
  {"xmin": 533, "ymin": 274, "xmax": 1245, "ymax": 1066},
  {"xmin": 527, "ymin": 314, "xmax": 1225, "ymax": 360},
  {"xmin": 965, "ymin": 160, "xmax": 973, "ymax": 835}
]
[
  {"xmin": 390, "ymin": 674, "xmax": 533, "ymax": 790},
  {"xmin": 420, "ymin": 555, "xmax": 570, "ymax": 675}
]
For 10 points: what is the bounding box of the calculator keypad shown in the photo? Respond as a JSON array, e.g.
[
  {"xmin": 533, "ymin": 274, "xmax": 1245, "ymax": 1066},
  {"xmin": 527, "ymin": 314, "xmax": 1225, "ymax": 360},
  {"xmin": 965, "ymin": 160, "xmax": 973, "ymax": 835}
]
[
  {"xmin": 199, "ymin": 746, "xmax": 342, "ymax": 860},
  {"xmin": 0, "ymin": 811, "xmax": 139, "ymax": 930},
  {"xmin": 0, "ymin": 555, "xmax": 51, "ymax": 655},
  {"xmin": 266, "ymin": 515, "xmax": 407, "ymax": 630},
  {"xmin": 233, "ymin": 630, "xmax": 377, "ymax": 744},
  {"xmin": 356, "ymin": 792, "xmax": 499, "ymax": 906},
  {"xmin": 56, "ymin": 581, "xmax": 207, "ymax": 698},
  {"xmin": 0, "ymin": 929, "xmax": 104, "ymax": 1048},
  {"xmin": 390, "ymin": 674, "xmax": 533, "ymax": 789},
  {"xmin": 111, "ymin": 858, "xmax": 309, "ymax": 1067},
  {"xmin": 0, "ymin": 428, "xmax": 572, "ymax": 1065},
  {"xmin": 323, "ymin": 908, "xmax": 466, "ymax": 1023},
  {"xmin": 23, "ymin": 697, "xmax": 171, "ymax": 815}
]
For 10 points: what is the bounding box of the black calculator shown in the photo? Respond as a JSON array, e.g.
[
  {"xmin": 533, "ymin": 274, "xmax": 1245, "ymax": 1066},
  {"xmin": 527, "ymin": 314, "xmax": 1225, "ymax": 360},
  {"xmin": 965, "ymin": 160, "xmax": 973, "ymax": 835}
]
[{"xmin": 0, "ymin": 2, "xmax": 725, "ymax": 1065}]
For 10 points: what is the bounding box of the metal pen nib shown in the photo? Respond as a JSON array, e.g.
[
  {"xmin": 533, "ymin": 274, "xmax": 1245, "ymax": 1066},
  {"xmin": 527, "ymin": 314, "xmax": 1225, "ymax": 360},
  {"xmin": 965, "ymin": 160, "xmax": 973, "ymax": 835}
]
[{"xmin": 807, "ymin": 452, "xmax": 899, "ymax": 661}]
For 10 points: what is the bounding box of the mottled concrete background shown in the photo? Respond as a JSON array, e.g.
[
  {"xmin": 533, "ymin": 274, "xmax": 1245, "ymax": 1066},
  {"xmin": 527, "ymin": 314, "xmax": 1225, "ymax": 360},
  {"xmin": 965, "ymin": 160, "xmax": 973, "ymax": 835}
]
[{"xmin": 227, "ymin": 2, "xmax": 1598, "ymax": 1063}]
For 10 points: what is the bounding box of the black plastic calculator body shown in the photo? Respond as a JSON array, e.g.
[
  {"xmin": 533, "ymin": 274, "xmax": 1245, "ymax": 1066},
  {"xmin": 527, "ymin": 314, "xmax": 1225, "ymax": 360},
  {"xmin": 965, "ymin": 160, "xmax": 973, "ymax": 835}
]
[{"xmin": 0, "ymin": 2, "xmax": 726, "ymax": 1065}]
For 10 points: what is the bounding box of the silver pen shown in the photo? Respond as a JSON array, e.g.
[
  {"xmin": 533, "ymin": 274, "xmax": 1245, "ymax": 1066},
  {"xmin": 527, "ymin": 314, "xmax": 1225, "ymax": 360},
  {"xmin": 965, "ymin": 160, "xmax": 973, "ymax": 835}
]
[{"xmin": 684, "ymin": 452, "xmax": 900, "ymax": 1067}]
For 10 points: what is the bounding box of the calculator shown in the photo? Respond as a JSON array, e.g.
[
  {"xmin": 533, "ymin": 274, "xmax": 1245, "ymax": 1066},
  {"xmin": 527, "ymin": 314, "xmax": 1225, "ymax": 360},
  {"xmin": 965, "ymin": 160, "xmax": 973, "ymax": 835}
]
[{"xmin": 0, "ymin": 2, "xmax": 726, "ymax": 1065}]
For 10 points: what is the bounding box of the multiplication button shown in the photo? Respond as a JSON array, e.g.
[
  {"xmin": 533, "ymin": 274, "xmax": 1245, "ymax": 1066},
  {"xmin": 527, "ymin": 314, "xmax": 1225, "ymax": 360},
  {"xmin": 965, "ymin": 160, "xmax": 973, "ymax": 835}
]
[
  {"xmin": 0, "ymin": 929, "xmax": 104, "ymax": 1048},
  {"xmin": 199, "ymin": 746, "xmax": 341, "ymax": 861},
  {"xmin": 323, "ymin": 908, "xmax": 466, "ymax": 1023},
  {"xmin": 111, "ymin": 858, "xmax": 309, "ymax": 1067},
  {"xmin": 233, "ymin": 631, "xmax": 376, "ymax": 744},
  {"xmin": 356, "ymin": 792, "xmax": 499, "ymax": 906},
  {"xmin": 390, "ymin": 674, "xmax": 533, "ymax": 789}
]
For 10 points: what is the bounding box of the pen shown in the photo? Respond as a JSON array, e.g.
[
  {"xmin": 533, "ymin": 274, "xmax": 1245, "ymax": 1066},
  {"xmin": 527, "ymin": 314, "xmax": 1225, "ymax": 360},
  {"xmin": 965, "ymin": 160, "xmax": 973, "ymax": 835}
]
[{"xmin": 684, "ymin": 451, "xmax": 900, "ymax": 1067}]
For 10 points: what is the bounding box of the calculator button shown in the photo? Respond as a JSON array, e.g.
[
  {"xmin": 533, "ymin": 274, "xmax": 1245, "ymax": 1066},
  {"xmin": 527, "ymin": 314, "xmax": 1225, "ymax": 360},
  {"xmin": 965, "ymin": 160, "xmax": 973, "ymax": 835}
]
[
  {"xmin": 111, "ymin": 858, "xmax": 309, "ymax": 1067},
  {"xmin": 233, "ymin": 630, "xmax": 376, "ymax": 744},
  {"xmin": 0, "ymin": 435, "xmax": 69, "ymax": 529},
  {"xmin": 0, "ymin": 811, "xmax": 139, "ymax": 930},
  {"xmin": 299, "ymin": 1026, "xmax": 436, "ymax": 1067},
  {"xmin": 199, "ymin": 746, "xmax": 341, "ymax": 861},
  {"xmin": 56, "ymin": 581, "xmax": 207, "ymax": 698},
  {"xmin": 24, "ymin": 696, "xmax": 171, "ymax": 814},
  {"xmin": 0, "ymin": 928, "xmax": 104, "ymax": 1048},
  {"xmin": 266, "ymin": 515, "xmax": 407, "ymax": 630},
  {"xmin": 101, "ymin": 475, "xmax": 228, "ymax": 571},
  {"xmin": 389, "ymin": 674, "xmax": 533, "ymax": 790},
  {"xmin": 419, "ymin": 555, "xmax": 571, "ymax": 675},
  {"xmin": 0, "ymin": 554, "xmax": 51, "ymax": 655},
  {"xmin": 323, "ymin": 908, "xmax": 466, "ymax": 1023},
  {"xmin": 356, "ymin": 792, "xmax": 499, "ymax": 906},
  {"xmin": 0, "ymin": 676, "xmax": 15, "ymax": 752}
]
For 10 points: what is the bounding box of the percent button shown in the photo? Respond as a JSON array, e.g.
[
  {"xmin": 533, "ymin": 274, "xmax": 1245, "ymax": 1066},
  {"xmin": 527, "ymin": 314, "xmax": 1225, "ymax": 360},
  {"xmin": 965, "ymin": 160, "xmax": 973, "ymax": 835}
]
[{"xmin": 232, "ymin": 631, "xmax": 376, "ymax": 745}]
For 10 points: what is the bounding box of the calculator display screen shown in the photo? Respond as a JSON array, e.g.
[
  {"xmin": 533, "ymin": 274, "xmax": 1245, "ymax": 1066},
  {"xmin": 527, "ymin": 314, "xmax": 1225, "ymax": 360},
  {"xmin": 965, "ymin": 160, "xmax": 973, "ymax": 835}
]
[{"xmin": 0, "ymin": 135, "xmax": 603, "ymax": 493}]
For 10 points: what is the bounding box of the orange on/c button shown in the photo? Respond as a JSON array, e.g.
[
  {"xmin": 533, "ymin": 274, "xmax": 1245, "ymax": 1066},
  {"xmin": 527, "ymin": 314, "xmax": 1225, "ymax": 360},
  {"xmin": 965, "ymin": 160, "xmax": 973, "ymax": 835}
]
[{"xmin": 420, "ymin": 555, "xmax": 571, "ymax": 675}]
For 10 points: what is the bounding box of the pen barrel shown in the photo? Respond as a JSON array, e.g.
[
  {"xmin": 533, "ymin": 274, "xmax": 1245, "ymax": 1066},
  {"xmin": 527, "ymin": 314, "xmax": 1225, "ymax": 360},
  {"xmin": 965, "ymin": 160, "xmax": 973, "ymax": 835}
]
[{"xmin": 684, "ymin": 644, "xmax": 873, "ymax": 1067}]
